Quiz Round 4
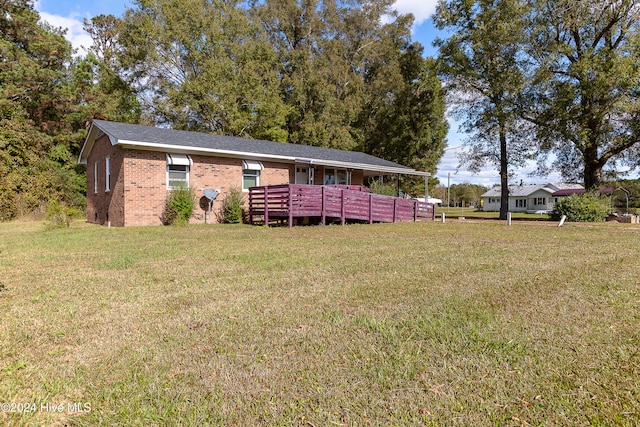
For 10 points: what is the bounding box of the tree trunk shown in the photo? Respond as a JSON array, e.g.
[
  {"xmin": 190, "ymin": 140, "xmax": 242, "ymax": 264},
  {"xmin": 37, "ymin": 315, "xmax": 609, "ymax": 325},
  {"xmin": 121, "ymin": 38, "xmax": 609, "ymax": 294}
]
[
  {"xmin": 583, "ymin": 145, "xmax": 603, "ymax": 190},
  {"xmin": 499, "ymin": 127, "xmax": 509, "ymax": 220}
]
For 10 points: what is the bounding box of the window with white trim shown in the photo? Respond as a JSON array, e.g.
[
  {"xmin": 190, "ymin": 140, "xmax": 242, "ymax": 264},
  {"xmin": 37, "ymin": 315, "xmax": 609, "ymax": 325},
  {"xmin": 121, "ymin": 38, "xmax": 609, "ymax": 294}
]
[
  {"xmin": 166, "ymin": 153, "xmax": 192, "ymax": 189},
  {"xmin": 242, "ymin": 160, "xmax": 263, "ymax": 190},
  {"xmin": 323, "ymin": 168, "xmax": 348, "ymax": 185},
  {"xmin": 105, "ymin": 156, "xmax": 111, "ymax": 192},
  {"xmin": 515, "ymin": 199, "xmax": 527, "ymax": 208},
  {"xmin": 534, "ymin": 197, "xmax": 546, "ymax": 205},
  {"xmin": 94, "ymin": 162, "xmax": 98, "ymax": 193},
  {"xmin": 167, "ymin": 165, "xmax": 189, "ymax": 189},
  {"xmin": 242, "ymin": 169, "xmax": 259, "ymax": 190}
]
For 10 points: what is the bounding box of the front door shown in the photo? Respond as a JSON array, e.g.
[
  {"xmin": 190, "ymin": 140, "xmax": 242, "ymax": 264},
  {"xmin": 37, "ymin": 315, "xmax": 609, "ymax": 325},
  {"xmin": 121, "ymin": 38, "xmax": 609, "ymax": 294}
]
[{"xmin": 296, "ymin": 167, "xmax": 309, "ymax": 184}]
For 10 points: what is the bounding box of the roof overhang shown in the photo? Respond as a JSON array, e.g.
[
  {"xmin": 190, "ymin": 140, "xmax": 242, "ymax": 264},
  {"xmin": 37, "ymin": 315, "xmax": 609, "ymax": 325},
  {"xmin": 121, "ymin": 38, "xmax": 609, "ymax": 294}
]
[
  {"xmin": 78, "ymin": 122, "xmax": 117, "ymax": 165},
  {"xmin": 78, "ymin": 122, "xmax": 430, "ymax": 177}
]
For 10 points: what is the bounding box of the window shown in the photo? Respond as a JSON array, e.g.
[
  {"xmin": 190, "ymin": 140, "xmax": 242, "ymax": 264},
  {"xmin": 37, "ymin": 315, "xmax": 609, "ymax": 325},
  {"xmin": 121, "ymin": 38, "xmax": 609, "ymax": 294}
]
[
  {"xmin": 105, "ymin": 156, "xmax": 111, "ymax": 192},
  {"xmin": 242, "ymin": 160, "xmax": 263, "ymax": 190},
  {"xmin": 489, "ymin": 198, "xmax": 500, "ymax": 204},
  {"xmin": 168, "ymin": 165, "xmax": 189, "ymax": 189},
  {"xmin": 242, "ymin": 169, "xmax": 259, "ymax": 190},
  {"xmin": 166, "ymin": 153, "xmax": 192, "ymax": 189},
  {"xmin": 534, "ymin": 197, "xmax": 546, "ymax": 205},
  {"xmin": 515, "ymin": 199, "xmax": 527, "ymax": 208},
  {"xmin": 94, "ymin": 162, "xmax": 98, "ymax": 193},
  {"xmin": 324, "ymin": 168, "xmax": 348, "ymax": 185}
]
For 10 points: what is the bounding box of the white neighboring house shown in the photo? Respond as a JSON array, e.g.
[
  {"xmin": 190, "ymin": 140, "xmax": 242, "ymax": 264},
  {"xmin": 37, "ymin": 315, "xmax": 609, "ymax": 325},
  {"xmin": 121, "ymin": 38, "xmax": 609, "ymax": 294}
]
[{"xmin": 481, "ymin": 183, "xmax": 584, "ymax": 213}]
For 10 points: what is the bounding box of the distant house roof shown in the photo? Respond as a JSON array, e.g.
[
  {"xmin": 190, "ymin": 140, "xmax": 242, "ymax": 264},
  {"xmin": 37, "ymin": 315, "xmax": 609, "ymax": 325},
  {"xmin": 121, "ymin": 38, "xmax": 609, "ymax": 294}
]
[
  {"xmin": 481, "ymin": 183, "xmax": 584, "ymax": 198},
  {"xmin": 552, "ymin": 187, "xmax": 614, "ymax": 197},
  {"xmin": 78, "ymin": 120, "xmax": 429, "ymax": 177}
]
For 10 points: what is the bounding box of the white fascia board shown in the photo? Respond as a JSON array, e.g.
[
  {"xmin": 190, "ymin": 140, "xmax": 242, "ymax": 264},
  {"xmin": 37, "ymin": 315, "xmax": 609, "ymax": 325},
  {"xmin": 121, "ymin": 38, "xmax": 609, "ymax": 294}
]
[
  {"xmin": 118, "ymin": 140, "xmax": 298, "ymax": 163},
  {"xmin": 115, "ymin": 140, "xmax": 429, "ymax": 176},
  {"xmin": 304, "ymin": 158, "xmax": 429, "ymax": 176},
  {"xmin": 77, "ymin": 124, "xmax": 119, "ymax": 164}
]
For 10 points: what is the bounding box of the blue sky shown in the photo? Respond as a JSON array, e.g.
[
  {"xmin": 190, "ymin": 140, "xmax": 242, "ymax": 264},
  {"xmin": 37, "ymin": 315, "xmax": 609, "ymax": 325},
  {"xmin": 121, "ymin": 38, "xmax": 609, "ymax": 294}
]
[{"xmin": 35, "ymin": 0, "xmax": 554, "ymax": 188}]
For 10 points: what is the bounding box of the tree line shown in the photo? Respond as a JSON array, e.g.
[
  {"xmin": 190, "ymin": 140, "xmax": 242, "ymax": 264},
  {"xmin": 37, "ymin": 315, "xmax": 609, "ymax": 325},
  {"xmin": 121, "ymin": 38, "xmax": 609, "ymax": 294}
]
[
  {"xmin": 2, "ymin": 0, "xmax": 640, "ymax": 222},
  {"xmin": 0, "ymin": 0, "xmax": 448, "ymax": 220},
  {"xmin": 436, "ymin": 0, "xmax": 640, "ymax": 219}
]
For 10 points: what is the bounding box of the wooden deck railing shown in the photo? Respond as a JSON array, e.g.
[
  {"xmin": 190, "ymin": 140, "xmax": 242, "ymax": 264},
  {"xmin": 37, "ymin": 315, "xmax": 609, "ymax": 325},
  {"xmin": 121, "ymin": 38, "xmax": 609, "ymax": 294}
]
[{"xmin": 248, "ymin": 184, "xmax": 435, "ymax": 227}]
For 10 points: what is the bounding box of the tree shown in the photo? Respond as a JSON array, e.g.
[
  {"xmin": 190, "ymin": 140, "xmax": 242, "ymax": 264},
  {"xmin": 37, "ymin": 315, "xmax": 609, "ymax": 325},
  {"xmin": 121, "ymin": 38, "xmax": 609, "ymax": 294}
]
[
  {"xmin": 435, "ymin": 0, "xmax": 534, "ymax": 220},
  {"xmin": 73, "ymin": 15, "xmax": 141, "ymax": 126},
  {"xmin": 256, "ymin": 0, "xmax": 389, "ymax": 150},
  {"xmin": 524, "ymin": 0, "xmax": 640, "ymax": 189},
  {"xmin": 0, "ymin": 0, "xmax": 85, "ymax": 219},
  {"xmin": 117, "ymin": 0, "xmax": 290, "ymax": 140},
  {"xmin": 450, "ymin": 183, "xmax": 488, "ymax": 207},
  {"xmin": 359, "ymin": 18, "xmax": 448, "ymax": 196}
]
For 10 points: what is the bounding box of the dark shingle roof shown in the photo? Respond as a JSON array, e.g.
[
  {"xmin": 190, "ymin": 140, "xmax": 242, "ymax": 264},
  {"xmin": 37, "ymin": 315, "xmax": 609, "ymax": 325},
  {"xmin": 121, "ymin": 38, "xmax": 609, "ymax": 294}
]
[{"xmin": 83, "ymin": 120, "xmax": 418, "ymax": 173}]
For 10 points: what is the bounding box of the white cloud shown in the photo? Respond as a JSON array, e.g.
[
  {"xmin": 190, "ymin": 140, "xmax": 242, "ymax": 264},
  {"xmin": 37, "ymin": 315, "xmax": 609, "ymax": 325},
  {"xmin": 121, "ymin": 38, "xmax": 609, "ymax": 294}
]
[
  {"xmin": 392, "ymin": 0, "xmax": 439, "ymax": 25},
  {"xmin": 37, "ymin": 11, "xmax": 92, "ymax": 55},
  {"xmin": 34, "ymin": 1, "xmax": 93, "ymax": 55}
]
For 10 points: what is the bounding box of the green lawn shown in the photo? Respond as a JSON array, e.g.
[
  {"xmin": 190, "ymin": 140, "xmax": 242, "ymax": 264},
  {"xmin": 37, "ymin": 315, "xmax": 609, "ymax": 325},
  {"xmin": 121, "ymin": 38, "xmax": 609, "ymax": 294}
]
[
  {"xmin": 0, "ymin": 219, "xmax": 638, "ymax": 426},
  {"xmin": 435, "ymin": 206, "xmax": 551, "ymax": 220}
]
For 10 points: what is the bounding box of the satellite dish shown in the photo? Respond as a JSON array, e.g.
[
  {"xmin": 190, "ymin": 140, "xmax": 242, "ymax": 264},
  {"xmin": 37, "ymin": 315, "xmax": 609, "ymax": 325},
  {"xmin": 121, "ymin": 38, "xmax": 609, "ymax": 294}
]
[
  {"xmin": 202, "ymin": 189, "xmax": 220, "ymax": 224},
  {"xmin": 204, "ymin": 189, "xmax": 219, "ymax": 201}
]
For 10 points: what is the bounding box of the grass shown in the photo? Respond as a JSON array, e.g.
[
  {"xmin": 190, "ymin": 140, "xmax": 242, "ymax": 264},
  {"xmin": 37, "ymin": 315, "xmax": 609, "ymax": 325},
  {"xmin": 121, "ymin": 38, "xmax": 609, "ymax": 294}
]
[
  {"xmin": 0, "ymin": 219, "xmax": 638, "ymax": 426},
  {"xmin": 436, "ymin": 206, "xmax": 551, "ymax": 220}
]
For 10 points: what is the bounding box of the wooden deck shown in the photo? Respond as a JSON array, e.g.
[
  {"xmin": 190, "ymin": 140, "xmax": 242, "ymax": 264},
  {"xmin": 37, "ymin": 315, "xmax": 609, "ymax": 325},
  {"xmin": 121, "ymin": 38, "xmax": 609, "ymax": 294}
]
[{"xmin": 248, "ymin": 184, "xmax": 435, "ymax": 227}]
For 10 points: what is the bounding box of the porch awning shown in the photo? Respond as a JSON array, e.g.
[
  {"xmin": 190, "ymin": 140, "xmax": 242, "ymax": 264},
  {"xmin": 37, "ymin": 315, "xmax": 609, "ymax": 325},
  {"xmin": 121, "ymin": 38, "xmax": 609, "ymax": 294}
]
[
  {"xmin": 166, "ymin": 153, "xmax": 193, "ymax": 166},
  {"xmin": 242, "ymin": 160, "xmax": 264, "ymax": 170}
]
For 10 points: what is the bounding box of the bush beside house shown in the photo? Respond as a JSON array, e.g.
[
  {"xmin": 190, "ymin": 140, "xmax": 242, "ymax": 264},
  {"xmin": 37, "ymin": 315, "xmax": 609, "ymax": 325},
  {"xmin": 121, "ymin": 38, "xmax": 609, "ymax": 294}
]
[{"xmin": 550, "ymin": 192, "xmax": 609, "ymax": 222}]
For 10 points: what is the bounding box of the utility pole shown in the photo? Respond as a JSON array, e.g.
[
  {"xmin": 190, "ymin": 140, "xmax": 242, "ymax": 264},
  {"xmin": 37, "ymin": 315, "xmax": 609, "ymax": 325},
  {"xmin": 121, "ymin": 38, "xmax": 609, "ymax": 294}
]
[{"xmin": 447, "ymin": 172, "xmax": 451, "ymax": 210}]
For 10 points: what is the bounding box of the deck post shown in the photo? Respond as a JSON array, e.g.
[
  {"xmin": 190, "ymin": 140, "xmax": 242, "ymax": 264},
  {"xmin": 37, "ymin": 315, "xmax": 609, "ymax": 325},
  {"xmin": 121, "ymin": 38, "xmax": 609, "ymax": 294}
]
[
  {"xmin": 340, "ymin": 189, "xmax": 345, "ymax": 225},
  {"xmin": 288, "ymin": 185, "xmax": 293, "ymax": 228},
  {"xmin": 321, "ymin": 186, "xmax": 326, "ymax": 225},
  {"xmin": 369, "ymin": 194, "xmax": 373, "ymax": 224},
  {"xmin": 393, "ymin": 198, "xmax": 397, "ymax": 222},
  {"xmin": 264, "ymin": 186, "xmax": 269, "ymax": 226},
  {"xmin": 249, "ymin": 188, "xmax": 253, "ymax": 225}
]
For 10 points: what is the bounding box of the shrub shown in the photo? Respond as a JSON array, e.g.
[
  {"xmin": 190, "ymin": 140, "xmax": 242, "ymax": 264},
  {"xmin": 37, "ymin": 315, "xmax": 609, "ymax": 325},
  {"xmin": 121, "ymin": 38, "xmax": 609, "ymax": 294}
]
[
  {"xmin": 44, "ymin": 200, "xmax": 71, "ymax": 229},
  {"xmin": 550, "ymin": 192, "xmax": 610, "ymax": 222},
  {"xmin": 368, "ymin": 180, "xmax": 397, "ymax": 196},
  {"xmin": 163, "ymin": 185, "xmax": 196, "ymax": 225},
  {"xmin": 217, "ymin": 187, "xmax": 245, "ymax": 224}
]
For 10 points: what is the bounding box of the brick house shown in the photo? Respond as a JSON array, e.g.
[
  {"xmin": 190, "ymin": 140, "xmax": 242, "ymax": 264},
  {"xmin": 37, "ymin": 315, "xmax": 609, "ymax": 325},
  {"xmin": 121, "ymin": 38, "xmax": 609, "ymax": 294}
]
[{"xmin": 78, "ymin": 120, "xmax": 429, "ymax": 226}]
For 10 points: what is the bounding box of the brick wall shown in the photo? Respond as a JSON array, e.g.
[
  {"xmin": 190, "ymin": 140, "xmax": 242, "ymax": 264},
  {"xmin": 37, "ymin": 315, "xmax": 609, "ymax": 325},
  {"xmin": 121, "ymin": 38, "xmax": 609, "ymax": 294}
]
[
  {"xmin": 87, "ymin": 145, "xmax": 367, "ymax": 226},
  {"xmin": 188, "ymin": 156, "xmax": 291, "ymax": 224},
  {"xmin": 123, "ymin": 150, "xmax": 166, "ymax": 226},
  {"xmin": 101, "ymin": 152, "xmax": 294, "ymax": 226},
  {"xmin": 86, "ymin": 134, "xmax": 125, "ymax": 226}
]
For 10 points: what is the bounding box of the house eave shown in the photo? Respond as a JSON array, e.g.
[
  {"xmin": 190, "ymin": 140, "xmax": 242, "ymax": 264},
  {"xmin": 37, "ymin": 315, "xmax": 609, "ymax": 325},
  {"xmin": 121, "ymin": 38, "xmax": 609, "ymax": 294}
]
[
  {"xmin": 78, "ymin": 120, "xmax": 430, "ymax": 177},
  {"xmin": 77, "ymin": 123, "xmax": 118, "ymax": 165},
  {"xmin": 107, "ymin": 139, "xmax": 428, "ymax": 177}
]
